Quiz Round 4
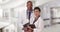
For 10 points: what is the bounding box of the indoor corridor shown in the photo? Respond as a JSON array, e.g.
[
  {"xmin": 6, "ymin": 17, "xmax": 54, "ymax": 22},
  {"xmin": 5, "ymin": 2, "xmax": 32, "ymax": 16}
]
[{"xmin": 0, "ymin": 0, "xmax": 60, "ymax": 32}]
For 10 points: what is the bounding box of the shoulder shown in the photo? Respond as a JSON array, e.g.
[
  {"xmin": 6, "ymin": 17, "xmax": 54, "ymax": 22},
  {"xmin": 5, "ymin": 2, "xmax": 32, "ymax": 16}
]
[
  {"xmin": 38, "ymin": 17, "xmax": 44, "ymax": 26},
  {"xmin": 39, "ymin": 17, "xmax": 43, "ymax": 20},
  {"xmin": 38, "ymin": 17, "xmax": 44, "ymax": 22}
]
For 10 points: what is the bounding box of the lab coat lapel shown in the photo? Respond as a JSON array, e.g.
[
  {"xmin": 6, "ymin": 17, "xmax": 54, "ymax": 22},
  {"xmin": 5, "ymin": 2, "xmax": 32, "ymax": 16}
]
[
  {"xmin": 30, "ymin": 11, "xmax": 35, "ymax": 24},
  {"xmin": 34, "ymin": 17, "xmax": 41, "ymax": 27},
  {"xmin": 25, "ymin": 10, "xmax": 34, "ymax": 23}
]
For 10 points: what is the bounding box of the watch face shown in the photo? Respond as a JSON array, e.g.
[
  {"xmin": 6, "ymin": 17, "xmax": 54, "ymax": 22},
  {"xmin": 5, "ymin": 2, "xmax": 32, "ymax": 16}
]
[{"xmin": 0, "ymin": 0, "xmax": 11, "ymax": 4}]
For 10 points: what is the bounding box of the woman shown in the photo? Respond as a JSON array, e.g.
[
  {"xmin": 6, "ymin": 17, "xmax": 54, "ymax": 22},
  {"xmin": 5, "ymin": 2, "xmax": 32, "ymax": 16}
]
[{"xmin": 30, "ymin": 7, "xmax": 44, "ymax": 32}]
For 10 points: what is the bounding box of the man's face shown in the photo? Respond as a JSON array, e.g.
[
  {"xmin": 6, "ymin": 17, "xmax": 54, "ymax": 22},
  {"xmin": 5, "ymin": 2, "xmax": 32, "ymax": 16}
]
[
  {"xmin": 34, "ymin": 9, "xmax": 40, "ymax": 17},
  {"xmin": 27, "ymin": 2, "xmax": 33, "ymax": 10}
]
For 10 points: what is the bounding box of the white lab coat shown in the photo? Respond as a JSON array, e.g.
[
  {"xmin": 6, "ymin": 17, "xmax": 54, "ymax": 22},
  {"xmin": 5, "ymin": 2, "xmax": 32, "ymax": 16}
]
[
  {"xmin": 18, "ymin": 9, "xmax": 34, "ymax": 32},
  {"xmin": 30, "ymin": 16, "xmax": 44, "ymax": 32}
]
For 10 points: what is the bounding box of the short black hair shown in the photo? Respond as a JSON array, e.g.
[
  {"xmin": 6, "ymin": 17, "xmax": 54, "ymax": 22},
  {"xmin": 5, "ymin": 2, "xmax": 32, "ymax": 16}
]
[
  {"xmin": 27, "ymin": 1, "xmax": 32, "ymax": 4},
  {"xmin": 34, "ymin": 7, "xmax": 41, "ymax": 12}
]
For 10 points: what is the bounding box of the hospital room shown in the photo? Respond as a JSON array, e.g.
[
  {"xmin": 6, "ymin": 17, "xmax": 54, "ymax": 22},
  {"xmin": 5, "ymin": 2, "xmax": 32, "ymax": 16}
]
[{"xmin": 0, "ymin": 0, "xmax": 60, "ymax": 32}]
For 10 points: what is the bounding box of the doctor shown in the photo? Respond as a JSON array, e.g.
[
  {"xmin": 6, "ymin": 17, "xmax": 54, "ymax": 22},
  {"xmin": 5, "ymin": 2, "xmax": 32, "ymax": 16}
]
[
  {"xmin": 18, "ymin": 1, "xmax": 34, "ymax": 32},
  {"xmin": 30, "ymin": 7, "xmax": 44, "ymax": 32}
]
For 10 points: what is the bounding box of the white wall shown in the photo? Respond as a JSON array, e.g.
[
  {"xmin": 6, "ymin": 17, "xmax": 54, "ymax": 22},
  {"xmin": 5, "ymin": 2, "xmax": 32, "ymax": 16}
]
[
  {"xmin": 0, "ymin": 0, "xmax": 55, "ymax": 9},
  {"xmin": 35, "ymin": 0, "xmax": 55, "ymax": 6},
  {"xmin": 39, "ymin": 0, "xmax": 60, "ymax": 19},
  {"xmin": 38, "ymin": 0, "xmax": 60, "ymax": 26},
  {"xmin": 0, "ymin": 7, "xmax": 3, "ymax": 18}
]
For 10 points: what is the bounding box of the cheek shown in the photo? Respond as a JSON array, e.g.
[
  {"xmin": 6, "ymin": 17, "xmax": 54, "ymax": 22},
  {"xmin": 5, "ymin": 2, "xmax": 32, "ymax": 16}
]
[
  {"xmin": 34, "ymin": 12, "xmax": 40, "ymax": 16},
  {"xmin": 34, "ymin": 12, "xmax": 38, "ymax": 15},
  {"xmin": 27, "ymin": 4, "xmax": 32, "ymax": 7}
]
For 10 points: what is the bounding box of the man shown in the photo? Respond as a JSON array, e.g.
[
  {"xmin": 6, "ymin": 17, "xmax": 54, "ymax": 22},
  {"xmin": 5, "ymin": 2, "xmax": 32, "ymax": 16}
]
[
  {"xmin": 18, "ymin": 1, "xmax": 34, "ymax": 32},
  {"xmin": 30, "ymin": 7, "xmax": 44, "ymax": 32}
]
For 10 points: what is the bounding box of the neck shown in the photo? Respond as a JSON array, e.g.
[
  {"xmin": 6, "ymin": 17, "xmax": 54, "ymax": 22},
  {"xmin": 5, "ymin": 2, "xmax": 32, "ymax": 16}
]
[
  {"xmin": 27, "ymin": 9, "xmax": 33, "ymax": 12},
  {"xmin": 27, "ymin": 8, "xmax": 32, "ymax": 11}
]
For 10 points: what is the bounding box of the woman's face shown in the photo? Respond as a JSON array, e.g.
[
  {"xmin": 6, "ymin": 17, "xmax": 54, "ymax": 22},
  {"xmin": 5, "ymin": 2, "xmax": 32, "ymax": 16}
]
[{"xmin": 34, "ymin": 9, "xmax": 40, "ymax": 17}]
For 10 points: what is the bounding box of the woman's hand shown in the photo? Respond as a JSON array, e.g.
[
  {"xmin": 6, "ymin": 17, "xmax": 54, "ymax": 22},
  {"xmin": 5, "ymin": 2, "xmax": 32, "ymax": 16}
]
[
  {"xmin": 27, "ymin": 25, "xmax": 33, "ymax": 32},
  {"xmin": 27, "ymin": 25, "xmax": 33, "ymax": 30},
  {"xmin": 23, "ymin": 25, "xmax": 34, "ymax": 32}
]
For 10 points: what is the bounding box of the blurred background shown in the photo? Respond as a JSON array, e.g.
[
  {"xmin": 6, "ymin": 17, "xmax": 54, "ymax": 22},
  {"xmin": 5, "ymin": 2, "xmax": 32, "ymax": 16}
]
[{"xmin": 0, "ymin": 0, "xmax": 60, "ymax": 32}]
